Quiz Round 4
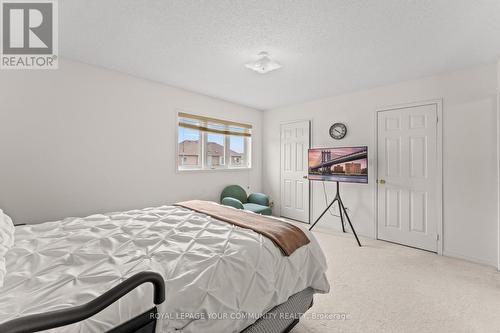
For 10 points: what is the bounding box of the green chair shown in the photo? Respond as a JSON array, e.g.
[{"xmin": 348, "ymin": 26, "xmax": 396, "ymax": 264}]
[{"xmin": 220, "ymin": 185, "xmax": 272, "ymax": 215}]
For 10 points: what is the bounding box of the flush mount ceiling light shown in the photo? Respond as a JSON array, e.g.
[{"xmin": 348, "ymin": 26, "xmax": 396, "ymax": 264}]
[{"xmin": 244, "ymin": 51, "xmax": 282, "ymax": 74}]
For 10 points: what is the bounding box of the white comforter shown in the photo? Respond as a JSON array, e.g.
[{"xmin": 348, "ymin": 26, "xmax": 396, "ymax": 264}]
[{"xmin": 0, "ymin": 205, "xmax": 329, "ymax": 333}]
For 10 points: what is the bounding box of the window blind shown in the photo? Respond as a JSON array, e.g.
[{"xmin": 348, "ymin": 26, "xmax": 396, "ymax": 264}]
[{"xmin": 178, "ymin": 112, "xmax": 252, "ymax": 137}]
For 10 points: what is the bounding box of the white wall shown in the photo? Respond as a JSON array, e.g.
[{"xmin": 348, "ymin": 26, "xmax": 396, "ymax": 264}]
[
  {"xmin": 497, "ymin": 59, "xmax": 500, "ymax": 270},
  {"xmin": 0, "ymin": 59, "xmax": 263, "ymax": 224},
  {"xmin": 263, "ymin": 64, "xmax": 498, "ymax": 267}
]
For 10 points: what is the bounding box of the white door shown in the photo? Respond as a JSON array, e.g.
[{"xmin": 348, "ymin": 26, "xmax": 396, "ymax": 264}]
[
  {"xmin": 377, "ymin": 103, "xmax": 439, "ymax": 252},
  {"xmin": 280, "ymin": 121, "xmax": 310, "ymax": 222}
]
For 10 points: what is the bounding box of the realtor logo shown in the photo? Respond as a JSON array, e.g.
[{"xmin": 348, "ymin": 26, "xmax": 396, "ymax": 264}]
[{"xmin": 1, "ymin": 0, "xmax": 58, "ymax": 69}]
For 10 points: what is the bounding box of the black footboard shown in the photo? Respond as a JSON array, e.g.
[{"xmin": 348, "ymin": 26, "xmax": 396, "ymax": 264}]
[{"xmin": 0, "ymin": 271, "xmax": 165, "ymax": 333}]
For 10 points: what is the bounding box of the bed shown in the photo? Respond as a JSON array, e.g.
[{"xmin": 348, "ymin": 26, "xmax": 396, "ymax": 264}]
[{"xmin": 0, "ymin": 202, "xmax": 330, "ymax": 333}]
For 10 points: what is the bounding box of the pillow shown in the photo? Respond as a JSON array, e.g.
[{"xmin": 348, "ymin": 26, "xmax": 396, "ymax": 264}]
[{"xmin": 0, "ymin": 209, "xmax": 15, "ymax": 288}]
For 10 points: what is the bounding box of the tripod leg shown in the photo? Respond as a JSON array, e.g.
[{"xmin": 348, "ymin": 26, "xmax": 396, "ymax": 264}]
[
  {"xmin": 338, "ymin": 197, "xmax": 346, "ymax": 233},
  {"xmin": 339, "ymin": 198, "xmax": 362, "ymax": 247},
  {"xmin": 309, "ymin": 198, "xmax": 338, "ymax": 231}
]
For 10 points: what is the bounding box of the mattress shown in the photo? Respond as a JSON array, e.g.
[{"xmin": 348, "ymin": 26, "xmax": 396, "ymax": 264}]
[{"xmin": 0, "ymin": 205, "xmax": 330, "ymax": 333}]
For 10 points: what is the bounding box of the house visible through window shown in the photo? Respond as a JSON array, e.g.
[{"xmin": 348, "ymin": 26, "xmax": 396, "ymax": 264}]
[{"xmin": 177, "ymin": 112, "xmax": 252, "ymax": 170}]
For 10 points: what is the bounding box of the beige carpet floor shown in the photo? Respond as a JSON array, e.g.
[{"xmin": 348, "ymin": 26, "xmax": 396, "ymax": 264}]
[{"xmin": 290, "ymin": 227, "xmax": 500, "ymax": 333}]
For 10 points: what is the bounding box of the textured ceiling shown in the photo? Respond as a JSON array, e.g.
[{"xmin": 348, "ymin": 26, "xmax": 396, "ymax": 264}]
[{"xmin": 61, "ymin": 0, "xmax": 500, "ymax": 110}]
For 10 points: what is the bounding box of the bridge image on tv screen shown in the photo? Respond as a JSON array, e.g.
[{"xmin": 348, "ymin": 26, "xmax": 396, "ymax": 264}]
[{"xmin": 308, "ymin": 146, "xmax": 368, "ymax": 183}]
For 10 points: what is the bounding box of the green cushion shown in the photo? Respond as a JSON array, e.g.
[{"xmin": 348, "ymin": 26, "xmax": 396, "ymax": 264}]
[
  {"xmin": 220, "ymin": 185, "xmax": 248, "ymax": 204},
  {"xmin": 247, "ymin": 193, "xmax": 269, "ymax": 206},
  {"xmin": 243, "ymin": 203, "xmax": 272, "ymax": 215},
  {"xmin": 221, "ymin": 197, "xmax": 244, "ymax": 210}
]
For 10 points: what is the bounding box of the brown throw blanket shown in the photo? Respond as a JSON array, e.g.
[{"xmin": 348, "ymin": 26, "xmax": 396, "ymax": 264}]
[{"xmin": 175, "ymin": 200, "xmax": 310, "ymax": 256}]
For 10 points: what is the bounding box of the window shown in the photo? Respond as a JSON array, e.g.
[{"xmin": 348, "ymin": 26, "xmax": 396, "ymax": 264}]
[
  {"xmin": 177, "ymin": 112, "xmax": 252, "ymax": 170},
  {"xmin": 177, "ymin": 125, "xmax": 201, "ymax": 169},
  {"xmin": 229, "ymin": 135, "xmax": 245, "ymax": 167}
]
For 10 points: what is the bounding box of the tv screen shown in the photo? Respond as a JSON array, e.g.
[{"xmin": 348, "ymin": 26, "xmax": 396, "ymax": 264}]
[{"xmin": 308, "ymin": 146, "xmax": 368, "ymax": 183}]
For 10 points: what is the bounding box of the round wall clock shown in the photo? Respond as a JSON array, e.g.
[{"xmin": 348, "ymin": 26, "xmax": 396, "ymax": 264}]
[{"xmin": 329, "ymin": 123, "xmax": 347, "ymax": 140}]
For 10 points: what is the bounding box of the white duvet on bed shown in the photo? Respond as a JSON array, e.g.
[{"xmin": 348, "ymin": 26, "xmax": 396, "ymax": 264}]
[
  {"xmin": 0, "ymin": 205, "xmax": 329, "ymax": 333},
  {"xmin": 0, "ymin": 210, "xmax": 15, "ymax": 288}
]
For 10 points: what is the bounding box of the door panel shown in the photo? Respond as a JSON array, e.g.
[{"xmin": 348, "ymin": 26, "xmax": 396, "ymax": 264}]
[
  {"xmin": 409, "ymin": 136, "xmax": 427, "ymax": 178},
  {"xmin": 385, "ymin": 187, "xmax": 401, "ymax": 228},
  {"xmin": 385, "ymin": 137, "xmax": 401, "ymax": 176},
  {"xmin": 280, "ymin": 121, "xmax": 310, "ymax": 222},
  {"xmin": 284, "ymin": 180, "xmax": 292, "ymax": 207},
  {"xmin": 377, "ymin": 104, "xmax": 438, "ymax": 252},
  {"xmin": 410, "ymin": 191, "xmax": 427, "ymax": 233}
]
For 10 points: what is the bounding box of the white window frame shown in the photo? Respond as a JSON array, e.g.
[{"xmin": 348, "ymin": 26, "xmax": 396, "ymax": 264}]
[
  {"xmin": 177, "ymin": 125, "xmax": 203, "ymax": 170},
  {"xmin": 176, "ymin": 112, "xmax": 252, "ymax": 172},
  {"xmin": 226, "ymin": 134, "xmax": 251, "ymax": 169}
]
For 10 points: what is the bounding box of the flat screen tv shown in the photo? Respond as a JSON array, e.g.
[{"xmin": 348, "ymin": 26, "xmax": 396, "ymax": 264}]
[{"xmin": 308, "ymin": 146, "xmax": 368, "ymax": 183}]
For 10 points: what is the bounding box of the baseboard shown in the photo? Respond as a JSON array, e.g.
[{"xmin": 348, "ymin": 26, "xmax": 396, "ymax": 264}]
[{"xmin": 442, "ymin": 250, "xmax": 497, "ymax": 268}]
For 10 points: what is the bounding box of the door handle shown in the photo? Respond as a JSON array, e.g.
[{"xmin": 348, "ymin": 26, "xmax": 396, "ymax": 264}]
[{"xmin": 378, "ymin": 179, "xmax": 386, "ymax": 184}]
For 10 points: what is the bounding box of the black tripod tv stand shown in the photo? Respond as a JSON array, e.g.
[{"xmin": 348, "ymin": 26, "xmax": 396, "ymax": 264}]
[{"xmin": 309, "ymin": 181, "xmax": 362, "ymax": 247}]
